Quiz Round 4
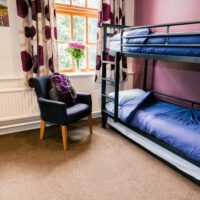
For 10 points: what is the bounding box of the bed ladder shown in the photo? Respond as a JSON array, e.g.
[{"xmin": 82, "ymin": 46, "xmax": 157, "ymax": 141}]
[{"xmin": 101, "ymin": 51, "xmax": 121, "ymax": 127}]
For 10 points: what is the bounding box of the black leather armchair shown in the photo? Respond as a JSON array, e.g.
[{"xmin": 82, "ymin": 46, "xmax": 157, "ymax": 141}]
[{"xmin": 29, "ymin": 76, "xmax": 92, "ymax": 150}]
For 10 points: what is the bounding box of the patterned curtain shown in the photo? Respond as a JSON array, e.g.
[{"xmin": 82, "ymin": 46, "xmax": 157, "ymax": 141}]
[
  {"xmin": 95, "ymin": 0, "xmax": 127, "ymax": 83},
  {"xmin": 16, "ymin": 0, "xmax": 58, "ymax": 85}
]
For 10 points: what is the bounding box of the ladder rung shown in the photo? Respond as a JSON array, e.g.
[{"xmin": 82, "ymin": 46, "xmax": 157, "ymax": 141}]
[
  {"xmin": 107, "ymin": 33, "xmax": 116, "ymax": 37},
  {"xmin": 102, "ymin": 78, "xmax": 115, "ymax": 83},
  {"xmin": 102, "ymin": 94, "xmax": 115, "ymax": 101},
  {"xmin": 102, "ymin": 109, "xmax": 114, "ymax": 118},
  {"xmin": 102, "ymin": 61, "xmax": 115, "ymax": 65}
]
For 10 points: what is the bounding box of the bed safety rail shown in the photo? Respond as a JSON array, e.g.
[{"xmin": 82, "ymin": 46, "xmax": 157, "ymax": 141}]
[{"xmin": 120, "ymin": 20, "xmax": 200, "ymax": 52}]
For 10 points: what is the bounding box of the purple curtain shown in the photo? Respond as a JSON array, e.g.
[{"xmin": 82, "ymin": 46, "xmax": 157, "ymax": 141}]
[
  {"xmin": 16, "ymin": 0, "xmax": 58, "ymax": 84},
  {"xmin": 95, "ymin": 0, "xmax": 127, "ymax": 83}
]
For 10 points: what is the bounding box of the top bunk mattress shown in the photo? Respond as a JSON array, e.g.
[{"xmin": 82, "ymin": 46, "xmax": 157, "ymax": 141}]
[
  {"xmin": 109, "ymin": 29, "xmax": 200, "ymax": 56},
  {"xmin": 106, "ymin": 90, "xmax": 200, "ymax": 164}
]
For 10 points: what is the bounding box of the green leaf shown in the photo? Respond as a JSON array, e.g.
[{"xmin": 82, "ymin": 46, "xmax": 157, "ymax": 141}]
[{"xmin": 65, "ymin": 46, "xmax": 85, "ymax": 60}]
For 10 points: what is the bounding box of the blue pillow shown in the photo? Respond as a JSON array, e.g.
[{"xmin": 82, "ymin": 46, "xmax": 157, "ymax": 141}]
[
  {"xmin": 126, "ymin": 28, "xmax": 151, "ymax": 44},
  {"xmin": 119, "ymin": 91, "xmax": 153, "ymax": 123},
  {"xmin": 109, "ymin": 89, "xmax": 146, "ymax": 106}
]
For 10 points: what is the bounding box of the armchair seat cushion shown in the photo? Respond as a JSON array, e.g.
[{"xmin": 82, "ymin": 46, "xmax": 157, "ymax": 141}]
[{"xmin": 66, "ymin": 103, "xmax": 91, "ymax": 124}]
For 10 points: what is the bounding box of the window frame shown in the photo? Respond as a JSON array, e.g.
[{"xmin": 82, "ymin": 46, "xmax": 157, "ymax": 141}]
[{"xmin": 56, "ymin": 1, "xmax": 98, "ymax": 72}]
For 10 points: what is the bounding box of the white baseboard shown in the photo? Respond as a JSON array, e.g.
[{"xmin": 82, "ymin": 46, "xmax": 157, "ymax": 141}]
[
  {"xmin": 0, "ymin": 111, "xmax": 101, "ymax": 136},
  {"xmin": 91, "ymin": 111, "xmax": 101, "ymax": 119},
  {"xmin": 0, "ymin": 120, "xmax": 42, "ymax": 136},
  {"xmin": 0, "ymin": 115, "xmax": 40, "ymax": 126}
]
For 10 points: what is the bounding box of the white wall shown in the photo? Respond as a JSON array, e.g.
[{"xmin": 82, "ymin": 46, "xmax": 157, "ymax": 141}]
[
  {"xmin": 0, "ymin": 0, "xmax": 134, "ymax": 115},
  {"xmin": 0, "ymin": 1, "xmax": 23, "ymax": 88},
  {"xmin": 69, "ymin": 72, "xmax": 134, "ymax": 114},
  {"xmin": 125, "ymin": 0, "xmax": 134, "ymax": 26}
]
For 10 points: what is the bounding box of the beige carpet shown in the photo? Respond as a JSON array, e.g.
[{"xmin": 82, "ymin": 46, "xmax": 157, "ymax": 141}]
[{"xmin": 0, "ymin": 119, "xmax": 199, "ymax": 200}]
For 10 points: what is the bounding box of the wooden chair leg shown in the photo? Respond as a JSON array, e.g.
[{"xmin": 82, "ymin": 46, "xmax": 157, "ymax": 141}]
[
  {"xmin": 61, "ymin": 126, "xmax": 68, "ymax": 150},
  {"xmin": 40, "ymin": 119, "xmax": 46, "ymax": 140},
  {"xmin": 88, "ymin": 114, "xmax": 93, "ymax": 135}
]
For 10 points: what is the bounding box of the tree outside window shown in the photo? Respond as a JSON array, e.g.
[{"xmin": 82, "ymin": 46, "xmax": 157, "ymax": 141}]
[{"xmin": 56, "ymin": 0, "xmax": 98, "ymax": 72}]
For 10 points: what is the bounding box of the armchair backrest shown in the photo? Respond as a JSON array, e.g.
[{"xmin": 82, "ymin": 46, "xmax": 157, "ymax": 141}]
[{"xmin": 29, "ymin": 76, "xmax": 50, "ymax": 98}]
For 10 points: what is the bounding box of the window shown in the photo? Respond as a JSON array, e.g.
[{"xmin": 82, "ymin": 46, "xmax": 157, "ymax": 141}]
[{"xmin": 56, "ymin": 0, "xmax": 98, "ymax": 72}]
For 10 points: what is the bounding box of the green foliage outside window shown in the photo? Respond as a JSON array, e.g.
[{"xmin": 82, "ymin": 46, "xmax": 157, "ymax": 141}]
[{"xmin": 56, "ymin": 0, "xmax": 98, "ymax": 70}]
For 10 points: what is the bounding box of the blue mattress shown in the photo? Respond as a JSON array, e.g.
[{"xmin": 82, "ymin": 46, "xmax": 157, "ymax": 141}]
[
  {"xmin": 111, "ymin": 28, "xmax": 200, "ymax": 56},
  {"xmin": 126, "ymin": 35, "xmax": 200, "ymax": 56},
  {"xmin": 117, "ymin": 92, "xmax": 200, "ymax": 163},
  {"xmin": 126, "ymin": 46, "xmax": 200, "ymax": 57}
]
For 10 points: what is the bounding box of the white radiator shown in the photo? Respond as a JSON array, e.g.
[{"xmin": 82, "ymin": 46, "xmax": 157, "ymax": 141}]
[{"xmin": 0, "ymin": 88, "xmax": 39, "ymax": 122}]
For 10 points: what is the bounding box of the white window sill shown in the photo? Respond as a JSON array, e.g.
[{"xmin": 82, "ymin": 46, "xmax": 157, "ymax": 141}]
[
  {"xmin": 62, "ymin": 71, "xmax": 134, "ymax": 77},
  {"xmin": 64, "ymin": 71, "xmax": 96, "ymax": 77}
]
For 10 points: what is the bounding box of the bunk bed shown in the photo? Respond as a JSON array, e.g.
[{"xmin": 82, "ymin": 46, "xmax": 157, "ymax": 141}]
[{"xmin": 101, "ymin": 20, "xmax": 200, "ymax": 184}]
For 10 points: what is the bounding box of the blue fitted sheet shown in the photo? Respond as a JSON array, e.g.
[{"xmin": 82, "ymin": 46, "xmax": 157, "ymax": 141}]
[{"xmin": 116, "ymin": 94, "xmax": 200, "ymax": 163}]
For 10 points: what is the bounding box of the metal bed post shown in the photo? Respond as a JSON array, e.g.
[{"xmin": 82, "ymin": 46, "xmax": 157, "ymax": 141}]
[
  {"xmin": 143, "ymin": 59, "xmax": 148, "ymax": 91},
  {"xmin": 103, "ymin": 26, "xmax": 107, "ymax": 52},
  {"xmin": 101, "ymin": 51, "xmax": 107, "ymax": 128},
  {"xmin": 102, "ymin": 25, "xmax": 108, "ymax": 128},
  {"xmin": 114, "ymin": 52, "xmax": 121, "ymax": 122}
]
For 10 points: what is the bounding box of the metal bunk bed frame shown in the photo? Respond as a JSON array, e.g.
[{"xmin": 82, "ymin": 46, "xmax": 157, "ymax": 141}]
[{"xmin": 101, "ymin": 20, "xmax": 200, "ymax": 185}]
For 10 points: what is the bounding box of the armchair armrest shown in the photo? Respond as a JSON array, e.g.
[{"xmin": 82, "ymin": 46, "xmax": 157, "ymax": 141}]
[
  {"xmin": 38, "ymin": 97, "xmax": 67, "ymax": 125},
  {"xmin": 76, "ymin": 92, "xmax": 92, "ymax": 107}
]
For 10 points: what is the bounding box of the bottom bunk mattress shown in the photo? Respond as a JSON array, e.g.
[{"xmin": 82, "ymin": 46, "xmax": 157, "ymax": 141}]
[
  {"xmin": 107, "ymin": 117, "xmax": 200, "ymax": 182},
  {"xmin": 106, "ymin": 90, "xmax": 200, "ymax": 164}
]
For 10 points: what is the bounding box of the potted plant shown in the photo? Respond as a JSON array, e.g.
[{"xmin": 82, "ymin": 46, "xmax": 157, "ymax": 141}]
[{"xmin": 66, "ymin": 42, "xmax": 85, "ymax": 71}]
